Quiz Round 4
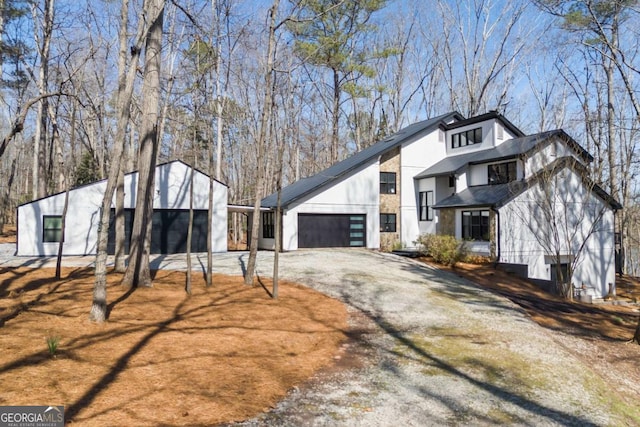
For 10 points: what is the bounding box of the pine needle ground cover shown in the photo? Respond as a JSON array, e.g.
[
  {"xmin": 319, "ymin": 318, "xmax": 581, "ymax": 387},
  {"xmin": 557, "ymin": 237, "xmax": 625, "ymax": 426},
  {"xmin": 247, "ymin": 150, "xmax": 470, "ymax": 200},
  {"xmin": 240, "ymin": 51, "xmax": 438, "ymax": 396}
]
[{"xmin": 0, "ymin": 267, "xmax": 347, "ymax": 426}]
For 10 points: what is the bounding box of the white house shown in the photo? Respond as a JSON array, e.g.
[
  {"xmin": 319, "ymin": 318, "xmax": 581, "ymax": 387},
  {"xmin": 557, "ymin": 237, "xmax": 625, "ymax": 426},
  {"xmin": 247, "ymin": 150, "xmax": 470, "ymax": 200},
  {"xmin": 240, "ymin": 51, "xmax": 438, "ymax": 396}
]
[
  {"xmin": 260, "ymin": 111, "xmax": 620, "ymax": 298},
  {"xmin": 17, "ymin": 160, "xmax": 228, "ymax": 256}
]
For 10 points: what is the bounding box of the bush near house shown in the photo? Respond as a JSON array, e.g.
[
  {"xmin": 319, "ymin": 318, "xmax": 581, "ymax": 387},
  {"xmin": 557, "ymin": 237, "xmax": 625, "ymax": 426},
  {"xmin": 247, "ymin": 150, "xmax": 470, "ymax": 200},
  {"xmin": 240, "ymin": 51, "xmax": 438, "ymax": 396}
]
[{"xmin": 415, "ymin": 234, "xmax": 466, "ymax": 267}]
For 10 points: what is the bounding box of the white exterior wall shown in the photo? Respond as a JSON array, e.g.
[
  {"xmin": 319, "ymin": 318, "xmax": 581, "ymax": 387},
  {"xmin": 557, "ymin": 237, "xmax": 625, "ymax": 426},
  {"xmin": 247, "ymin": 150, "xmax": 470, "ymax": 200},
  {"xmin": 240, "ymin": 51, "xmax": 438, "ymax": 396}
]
[
  {"xmin": 17, "ymin": 162, "xmax": 228, "ymax": 256},
  {"xmin": 525, "ymin": 139, "xmax": 583, "ymax": 177},
  {"xmin": 401, "ymin": 131, "xmax": 447, "ymax": 247},
  {"xmin": 416, "ymin": 177, "xmax": 436, "ymax": 236},
  {"xmin": 274, "ymin": 160, "xmax": 380, "ymax": 251},
  {"xmin": 444, "ymin": 120, "xmax": 497, "ymax": 157},
  {"xmin": 498, "ymin": 168, "xmax": 616, "ymax": 298}
]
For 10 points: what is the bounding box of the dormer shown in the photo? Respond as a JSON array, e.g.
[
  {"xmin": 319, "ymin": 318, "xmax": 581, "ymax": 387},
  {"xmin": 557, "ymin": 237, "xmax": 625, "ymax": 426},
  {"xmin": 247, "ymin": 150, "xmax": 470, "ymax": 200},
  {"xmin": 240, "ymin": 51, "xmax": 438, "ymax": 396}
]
[{"xmin": 443, "ymin": 111, "xmax": 525, "ymax": 156}]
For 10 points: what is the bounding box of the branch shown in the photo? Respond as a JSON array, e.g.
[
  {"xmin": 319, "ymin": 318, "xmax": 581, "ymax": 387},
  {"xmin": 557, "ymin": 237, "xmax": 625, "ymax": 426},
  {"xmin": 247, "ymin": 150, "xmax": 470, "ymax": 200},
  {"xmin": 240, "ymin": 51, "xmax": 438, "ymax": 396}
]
[{"xmin": 0, "ymin": 93, "xmax": 70, "ymax": 159}]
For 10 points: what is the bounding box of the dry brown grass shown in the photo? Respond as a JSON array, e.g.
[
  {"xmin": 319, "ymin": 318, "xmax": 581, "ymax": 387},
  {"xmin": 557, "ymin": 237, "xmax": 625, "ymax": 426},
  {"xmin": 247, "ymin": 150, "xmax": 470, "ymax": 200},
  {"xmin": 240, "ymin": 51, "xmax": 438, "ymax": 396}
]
[
  {"xmin": 0, "ymin": 224, "xmax": 16, "ymax": 244},
  {"xmin": 0, "ymin": 267, "xmax": 347, "ymax": 426}
]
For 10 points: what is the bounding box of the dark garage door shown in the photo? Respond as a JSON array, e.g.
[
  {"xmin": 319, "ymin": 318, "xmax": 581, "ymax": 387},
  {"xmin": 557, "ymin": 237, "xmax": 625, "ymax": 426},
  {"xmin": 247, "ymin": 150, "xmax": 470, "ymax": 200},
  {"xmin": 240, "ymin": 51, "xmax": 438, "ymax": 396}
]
[
  {"xmin": 298, "ymin": 214, "xmax": 365, "ymax": 248},
  {"xmin": 108, "ymin": 209, "xmax": 209, "ymax": 254}
]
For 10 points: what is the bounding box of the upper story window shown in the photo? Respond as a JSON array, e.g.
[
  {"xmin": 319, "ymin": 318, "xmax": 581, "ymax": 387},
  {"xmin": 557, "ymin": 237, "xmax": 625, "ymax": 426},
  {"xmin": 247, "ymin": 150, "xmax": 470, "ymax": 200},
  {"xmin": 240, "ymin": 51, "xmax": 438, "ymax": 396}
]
[
  {"xmin": 380, "ymin": 172, "xmax": 396, "ymax": 194},
  {"xmin": 488, "ymin": 161, "xmax": 517, "ymax": 185},
  {"xmin": 451, "ymin": 127, "xmax": 482, "ymax": 149}
]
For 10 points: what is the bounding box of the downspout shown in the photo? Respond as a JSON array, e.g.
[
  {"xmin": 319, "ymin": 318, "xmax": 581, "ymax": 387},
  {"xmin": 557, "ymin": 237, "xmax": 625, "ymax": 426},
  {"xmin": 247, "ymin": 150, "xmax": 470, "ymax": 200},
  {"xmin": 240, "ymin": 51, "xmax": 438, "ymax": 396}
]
[{"xmin": 491, "ymin": 206, "xmax": 500, "ymax": 268}]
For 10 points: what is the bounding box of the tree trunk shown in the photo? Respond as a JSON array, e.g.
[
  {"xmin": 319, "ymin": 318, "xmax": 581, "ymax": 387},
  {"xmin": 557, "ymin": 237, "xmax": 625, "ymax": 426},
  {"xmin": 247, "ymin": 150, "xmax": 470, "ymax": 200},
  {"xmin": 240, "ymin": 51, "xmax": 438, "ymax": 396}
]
[
  {"xmin": 55, "ymin": 181, "xmax": 69, "ymax": 279},
  {"xmin": 244, "ymin": 0, "xmax": 279, "ymax": 286},
  {"xmin": 331, "ymin": 68, "xmax": 340, "ymax": 163},
  {"xmin": 31, "ymin": 0, "xmax": 54, "ymax": 199},
  {"xmin": 605, "ymin": 57, "xmax": 618, "ymax": 200},
  {"xmin": 90, "ymin": 0, "xmax": 149, "ymax": 322},
  {"xmin": 206, "ymin": 137, "xmax": 214, "ymax": 287},
  {"xmin": 121, "ymin": 0, "xmax": 165, "ymax": 288},
  {"xmin": 186, "ymin": 166, "xmax": 194, "ymax": 294},
  {"xmin": 633, "ymin": 318, "xmax": 640, "ymax": 345},
  {"xmin": 114, "ymin": 165, "xmax": 126, "ymax": 272}
]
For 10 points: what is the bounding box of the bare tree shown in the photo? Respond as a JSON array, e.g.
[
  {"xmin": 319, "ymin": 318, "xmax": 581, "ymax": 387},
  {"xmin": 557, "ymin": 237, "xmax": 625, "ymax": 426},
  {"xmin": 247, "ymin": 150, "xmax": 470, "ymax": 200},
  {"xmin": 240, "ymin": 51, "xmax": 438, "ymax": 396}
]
[
  {"xmin": 30, "ymin": 0, "xmax": 55, "ymax": 199},
  {"xmin": 90, "ymin": 0, "xmax": 157, "ymax": 322},
  {"xmin": 504, "ymin": 154, "xmax": 617, "ymax": 299},
  {"xmin": 121, "ymin": 0, "xmax": 165, "ymax": 289},
  {"xmin": 432, "ymin": 0, "xmax": 538, "ymax": 116},
  {"xmin": 244, "ymin": 0, "xmax": 279, "ymax": 286}
]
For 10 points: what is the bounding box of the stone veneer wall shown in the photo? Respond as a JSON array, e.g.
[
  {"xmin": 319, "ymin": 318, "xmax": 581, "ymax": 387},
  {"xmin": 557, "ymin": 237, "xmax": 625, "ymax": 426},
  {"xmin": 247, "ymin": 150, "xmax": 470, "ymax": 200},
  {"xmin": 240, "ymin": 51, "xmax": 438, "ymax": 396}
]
[
  {"xmin": 380, "ymin": 147, "xmax": 401, "ymax": 251},
  {"xmin": 437, "ymin": 208, "xmax": 456, "ymax": 236}
]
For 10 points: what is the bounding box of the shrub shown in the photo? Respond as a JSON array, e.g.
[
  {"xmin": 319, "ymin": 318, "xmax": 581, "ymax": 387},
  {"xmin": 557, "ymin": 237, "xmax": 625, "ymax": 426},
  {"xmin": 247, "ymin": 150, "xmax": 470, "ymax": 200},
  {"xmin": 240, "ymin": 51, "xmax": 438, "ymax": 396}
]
[{"xmin": 414, "ymin": 234, "xmax": 465, "ymax": 267}]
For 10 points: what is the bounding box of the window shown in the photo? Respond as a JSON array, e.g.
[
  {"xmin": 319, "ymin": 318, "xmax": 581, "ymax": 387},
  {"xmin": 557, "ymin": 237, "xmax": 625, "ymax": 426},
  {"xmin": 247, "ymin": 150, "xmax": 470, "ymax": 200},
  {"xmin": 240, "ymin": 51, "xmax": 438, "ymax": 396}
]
[
  {"xmin": 451, "ymin": 127, "xmax": 482, "ymax": 149},
  {"xmin": 462, "ymin": 210, "xmax": 490, "ymax": 241},
  {"xmin": 380, "ymin": 213, "xmax": 396, "ymax": 232},
  {"xmin": 43, "ymin": 216, "xmax": 63, "ymax": 243},
  {"xmin": 448, "ymin": 175, "xmax": 456, "ymax": 188},
  {"xmin": 488, "ymin": 161, "xmax": 517, "ymax": 185},
  {"xmin": 262, "ymin": 212, "xmax": 274, "ymax": 238},
  {"xmin": 419, "ymin": 191, "xmax": 434, "ymax": 221},
  {"xmin": 380, "ymin": 172, "xmax": 396, "ymax": 194}
]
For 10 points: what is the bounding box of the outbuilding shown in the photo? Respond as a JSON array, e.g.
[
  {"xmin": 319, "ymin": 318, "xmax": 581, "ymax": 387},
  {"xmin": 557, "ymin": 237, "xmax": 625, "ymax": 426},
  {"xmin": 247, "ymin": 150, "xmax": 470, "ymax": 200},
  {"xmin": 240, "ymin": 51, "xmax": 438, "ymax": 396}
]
[{"xmin": 17, "ymin": 160, "xmax": 228, "ymax": 256}]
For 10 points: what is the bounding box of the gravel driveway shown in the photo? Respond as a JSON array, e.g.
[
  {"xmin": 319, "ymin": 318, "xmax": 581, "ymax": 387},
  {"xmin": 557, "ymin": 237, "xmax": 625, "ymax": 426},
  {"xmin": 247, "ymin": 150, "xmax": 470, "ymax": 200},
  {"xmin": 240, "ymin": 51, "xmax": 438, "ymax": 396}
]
[{"xmin": 0, "ymin": 246, "xmax": 628, "ymax": 426}]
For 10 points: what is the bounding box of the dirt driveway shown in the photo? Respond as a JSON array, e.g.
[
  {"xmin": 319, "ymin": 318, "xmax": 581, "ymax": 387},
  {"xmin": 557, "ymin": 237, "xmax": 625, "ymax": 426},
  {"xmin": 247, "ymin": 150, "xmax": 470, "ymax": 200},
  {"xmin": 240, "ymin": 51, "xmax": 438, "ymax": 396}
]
[{"xmin": 1, "ymin": 246, "xmax": 635, "ymax": 425}]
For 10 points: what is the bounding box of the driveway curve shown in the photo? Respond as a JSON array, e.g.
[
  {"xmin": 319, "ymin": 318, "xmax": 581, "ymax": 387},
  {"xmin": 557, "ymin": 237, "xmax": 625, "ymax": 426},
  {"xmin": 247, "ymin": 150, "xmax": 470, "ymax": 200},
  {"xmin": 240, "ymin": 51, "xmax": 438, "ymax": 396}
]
[{"xmin": 0, "ymin": 246, "xmax": 627, "ymax": 425}]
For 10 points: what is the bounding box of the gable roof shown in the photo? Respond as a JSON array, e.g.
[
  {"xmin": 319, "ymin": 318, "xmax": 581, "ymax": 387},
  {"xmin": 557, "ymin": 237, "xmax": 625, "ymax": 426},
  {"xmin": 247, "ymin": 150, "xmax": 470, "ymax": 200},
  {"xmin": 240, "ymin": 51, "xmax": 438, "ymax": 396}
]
[
  {"xmin": 17, "ymin": 159, "xmax": 227, "ymax": 208},
  {"xmin": 262, "ymin": 111, "xmax": 463, "ymax": 208},
  {"xmin": 415, "ymin": 129, "xmax": 593, "ymax": 179},
  {"xmin": 433, "ymin": 156, "xmax": 621, "ymax": 211},
  {"xmin": 443, "ymin": 110, "xmax": 525, "ymax": 137}
]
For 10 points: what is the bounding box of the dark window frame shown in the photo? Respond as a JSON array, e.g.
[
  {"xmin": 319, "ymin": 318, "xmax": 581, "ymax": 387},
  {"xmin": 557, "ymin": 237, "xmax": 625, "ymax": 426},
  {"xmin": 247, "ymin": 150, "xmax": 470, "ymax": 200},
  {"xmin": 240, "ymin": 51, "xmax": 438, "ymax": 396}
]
[
  {"xmin": 262, "ymin": 211, "xmax": 275, "ymax": 239},
  {"xmin": 461, "ymin": 210, "xmax": 490, "ymax": 241},
  {"xmin": 43, "ymin": 215, "xmax": 63, "ymax": 243},
  {"xmin": 380, "ymin": 172, "xmax": 397, "ymax": 194},
  {"xmin": 451, "ymin": 127, "xmax": 482, "ymax": 149},
  {"xmin": 380, "ymin": 213, "xmax": 397, "ymax": 232},
  {"xmin": 419, "ymin": 191, "xmax": 434, "ymax": 221},
  {"xmin": 488, "ymin": 161, "xmax": 517, "ymax": 185}
]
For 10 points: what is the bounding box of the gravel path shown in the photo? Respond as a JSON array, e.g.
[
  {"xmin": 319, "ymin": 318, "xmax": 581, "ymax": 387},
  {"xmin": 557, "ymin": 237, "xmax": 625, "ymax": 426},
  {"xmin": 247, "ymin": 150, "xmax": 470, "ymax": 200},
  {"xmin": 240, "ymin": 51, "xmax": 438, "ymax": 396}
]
[{"xmin": 0, "ymin": 245, "xmax": 627, "ymax": 426}]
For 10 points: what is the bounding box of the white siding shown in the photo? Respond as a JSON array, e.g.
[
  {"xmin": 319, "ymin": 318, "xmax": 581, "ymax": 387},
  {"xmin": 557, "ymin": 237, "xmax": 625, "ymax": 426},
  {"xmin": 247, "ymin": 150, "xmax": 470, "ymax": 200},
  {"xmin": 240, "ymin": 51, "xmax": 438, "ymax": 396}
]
[
  {"xmin": 401, "ymin": 131, "xmax": 447, "ymax": 246},
  {"xmin": 274, "ymin": 160, "xmax": 380, "ymax": 251},
  {"xmin": 524, "ymin": 138, "xmax": 584, "ymax": 177},
  {"xmin": 17, "ymin": 162, "xmax": 228, "ymax": 256},
  {"xmin": 498, "ymin": 167, "xmax": 616, "ymax": 298}
]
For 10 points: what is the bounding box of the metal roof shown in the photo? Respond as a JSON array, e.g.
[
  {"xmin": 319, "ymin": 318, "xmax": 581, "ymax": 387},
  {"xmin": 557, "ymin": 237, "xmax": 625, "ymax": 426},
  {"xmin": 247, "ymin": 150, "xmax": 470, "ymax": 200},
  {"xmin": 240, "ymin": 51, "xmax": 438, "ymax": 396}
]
[
  {"xmin": 415, "ymin": 130, "xmax": 591, "ymax": 179},
  {"xmin": 262, "ymin": 111, "xmax": 462, "ymax": 208}
]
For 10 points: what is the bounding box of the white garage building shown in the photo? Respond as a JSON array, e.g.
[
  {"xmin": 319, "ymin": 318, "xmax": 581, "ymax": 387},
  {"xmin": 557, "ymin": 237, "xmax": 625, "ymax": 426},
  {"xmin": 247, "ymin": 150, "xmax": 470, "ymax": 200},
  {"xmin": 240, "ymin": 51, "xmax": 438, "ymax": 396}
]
[{"xmin": 17, "ymin": 161, "xmax": 228, "ymax": 256}]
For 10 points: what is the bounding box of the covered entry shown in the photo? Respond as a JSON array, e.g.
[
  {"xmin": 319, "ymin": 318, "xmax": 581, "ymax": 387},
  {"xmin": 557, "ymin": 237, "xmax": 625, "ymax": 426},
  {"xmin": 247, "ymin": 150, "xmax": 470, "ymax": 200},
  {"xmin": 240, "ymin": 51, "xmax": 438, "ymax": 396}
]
[
  {"xmin": 107, "ymin": 208, "xmax": 209, "ymax": 254},
  {"xmin": 298, "ymin": 214, "xmax": 365, "ymax": 248}
]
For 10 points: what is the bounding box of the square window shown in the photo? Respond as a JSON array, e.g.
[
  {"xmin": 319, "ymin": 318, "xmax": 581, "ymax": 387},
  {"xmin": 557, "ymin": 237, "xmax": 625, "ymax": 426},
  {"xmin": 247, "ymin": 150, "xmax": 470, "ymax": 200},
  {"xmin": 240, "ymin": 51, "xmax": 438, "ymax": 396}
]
[
  {"xmin": 380, "ymin": 213, "xmax": 396, "ymax": 232},
  {"xmin": 43, "ymin": 216, "xmax": 63, "ymax": 243},
  {"xmin": 461, "ymin": 210, "xmax": 490, "ymax": 241}
]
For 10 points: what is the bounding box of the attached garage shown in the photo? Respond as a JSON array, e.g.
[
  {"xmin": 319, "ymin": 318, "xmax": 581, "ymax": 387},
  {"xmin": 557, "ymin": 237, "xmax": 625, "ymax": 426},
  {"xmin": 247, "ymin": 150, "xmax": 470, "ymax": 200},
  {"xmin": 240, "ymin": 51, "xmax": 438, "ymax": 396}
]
[
  {"xmin": 107, "ymin": 209, "xmax": 209, "ymax": 255},
  {"xmin": 298, "ymin": 214, "xmax": 366, "ymax": 248}
]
